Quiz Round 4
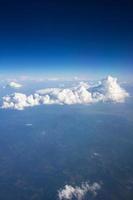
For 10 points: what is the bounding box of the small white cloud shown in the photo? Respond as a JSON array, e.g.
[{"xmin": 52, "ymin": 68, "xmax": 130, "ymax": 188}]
[
  {"xmin": 93, "ymin": 152, "xmax": 100, "ymax": 157},
  {"xmin": 1, "ymin": 76, "xmax": 129, "ymax": 110},
  {"xmin": 6, "ymin": 81, "xmax": 22, "ymax": 89},
  {"xmin": 25, "ymin": 123, "xmax": 33, "ymax": 126},
  {"xmin": 58, "ymin": 182, "xmax": 101, "ymax": 200}
]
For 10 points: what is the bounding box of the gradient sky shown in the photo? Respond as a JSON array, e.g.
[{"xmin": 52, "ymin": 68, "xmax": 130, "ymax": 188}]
[{"xmin": 0, "ymin": 0, "xmax": 133, "ymax": 80}]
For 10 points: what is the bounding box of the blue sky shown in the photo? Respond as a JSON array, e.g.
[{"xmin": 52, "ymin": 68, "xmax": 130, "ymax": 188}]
[{"xmin": 0, "ymin": 0, "xmax": 132, "ymax": 81}]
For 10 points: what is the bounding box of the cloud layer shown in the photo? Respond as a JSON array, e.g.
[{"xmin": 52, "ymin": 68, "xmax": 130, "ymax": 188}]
[
  {"xmin": 58, "ymin": 182, "xmax": 101, "ymax": 200},
  {"xmin": 1, "ymin": 76, "xmax": 129, "ymax": 110}
]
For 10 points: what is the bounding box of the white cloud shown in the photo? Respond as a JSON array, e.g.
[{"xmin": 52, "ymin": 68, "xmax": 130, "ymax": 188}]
[
  {"xmin": 1, "ymin": 76, "xmax": 129, "ymax": 110},
  {"xmin": 6, "ymin": 81, "xmax": 22, "ymax": 89},
  {"xmin": 58, "ymin": 182, "xmax": 101, "ymax": 200},
  {"xmin": 25, "ymin": 123, "xmax": 33, "ymax": 126},
  {"xmin": 91, "ymin": 76, "xmax": 129, "ymax": 103},
  {"xmin": 2, "ymin": 93, "xmax": 40, "ymax": 110}
]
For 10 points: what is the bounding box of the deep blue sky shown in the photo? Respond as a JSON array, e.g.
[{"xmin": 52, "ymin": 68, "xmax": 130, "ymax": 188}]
[{"xmin": 0, "ymin": 0, "xmax": 133, "ymax": 79}]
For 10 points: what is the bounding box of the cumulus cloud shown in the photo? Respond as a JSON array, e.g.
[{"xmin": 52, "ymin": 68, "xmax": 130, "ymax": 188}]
[
  {"xmin": 1, "ymin": 76, "xmax": 129, "ymax": 110},
  {"xmin": 6, "ymin": 81, "xmax": 22, "ymax": 89},
  {"xmin": 2, "ymin": 93, "xmax": 39, "ymax": 110},
  {"xmin": 90, "ymin": 76, "xmax": 129, "ymax": 103},
  {"xmin": 58, "ymin": 182, "xmax": 101, "ymax": 200}
]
